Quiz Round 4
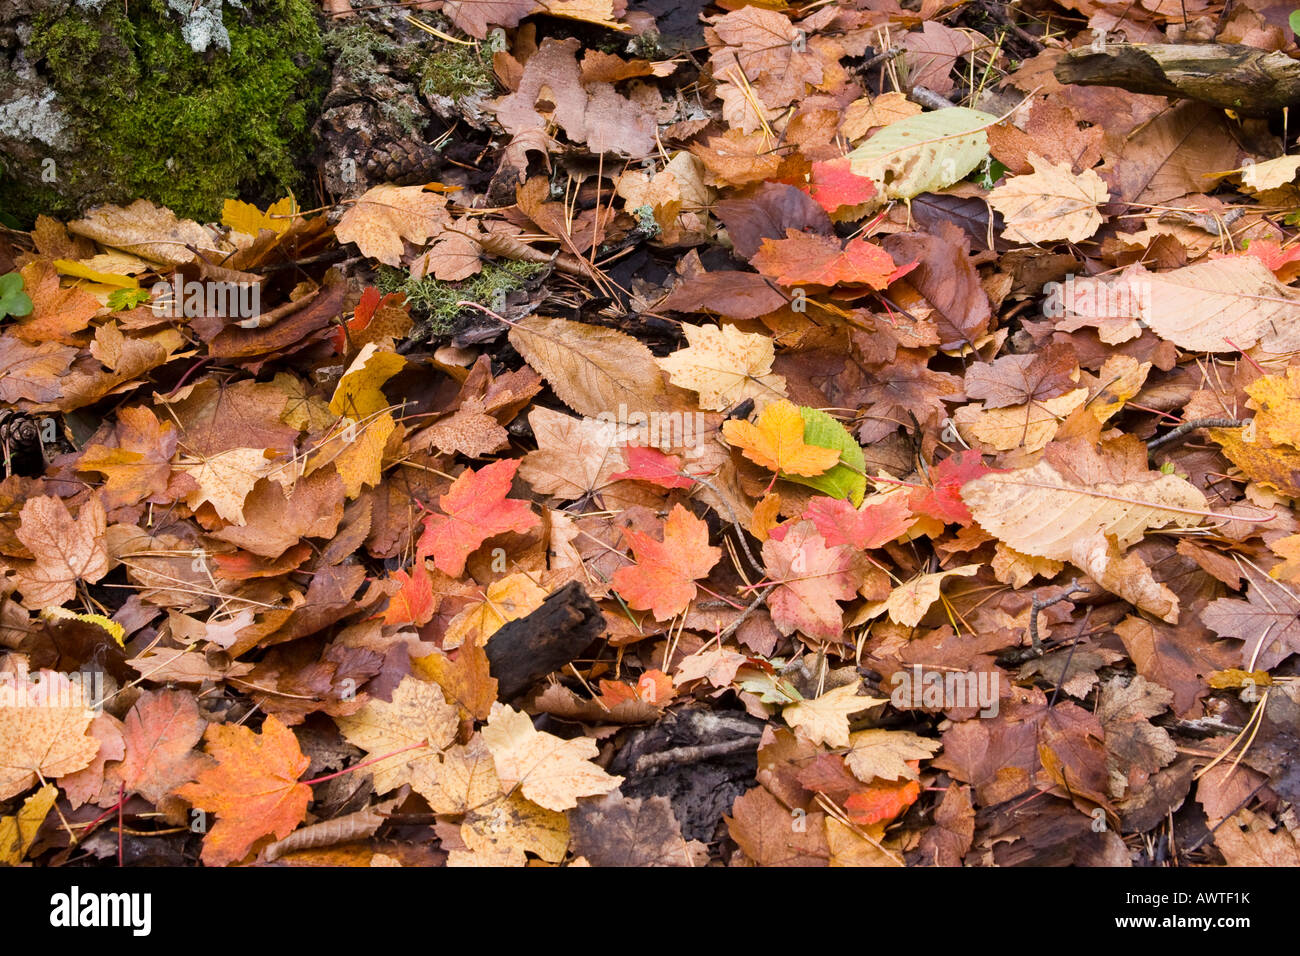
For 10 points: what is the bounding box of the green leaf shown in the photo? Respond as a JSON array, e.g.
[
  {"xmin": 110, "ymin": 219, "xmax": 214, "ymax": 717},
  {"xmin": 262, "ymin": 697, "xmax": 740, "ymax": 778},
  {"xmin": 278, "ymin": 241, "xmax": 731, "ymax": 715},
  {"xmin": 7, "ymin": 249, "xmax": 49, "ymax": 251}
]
[
  {"xmin": 848, "ymin": 107, "xmax": 996, "ymax": 201},
  {"xmin": 779, "ymin": 406, "xmax": 867, "ymax": 505},
  {"xmin": 1291, "ymin": 9, "xmax": 1300, "ymax": 37},
  {"xmin": 0, "ymin": 272, "xmax": 33, "ymax": 320},
  {"xmin": 107, "ymin": 287, "xmax": 152, "ymax": 312}
]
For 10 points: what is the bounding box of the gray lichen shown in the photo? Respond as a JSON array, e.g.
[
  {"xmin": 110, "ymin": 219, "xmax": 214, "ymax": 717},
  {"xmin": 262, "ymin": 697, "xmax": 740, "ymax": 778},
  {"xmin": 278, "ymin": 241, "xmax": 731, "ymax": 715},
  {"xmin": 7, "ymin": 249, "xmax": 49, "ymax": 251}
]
[
  {"xmin": 0, "ymin": 89, "xmax": 69, "ymax": 148},
  {"xmin": 165, "ymin": 0, "xmax": 245, "ymax": 53}
]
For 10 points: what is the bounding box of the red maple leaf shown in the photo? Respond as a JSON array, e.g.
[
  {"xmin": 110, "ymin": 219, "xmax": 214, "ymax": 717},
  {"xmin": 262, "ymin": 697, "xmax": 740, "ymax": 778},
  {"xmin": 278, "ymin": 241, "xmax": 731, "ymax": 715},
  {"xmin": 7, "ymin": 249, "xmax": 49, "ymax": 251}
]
[
  {"xmin": 609, "ymin": 446, "xmax": 693, "ymax": 489},
  {"xmin": 1219, "ymin": 240, "xmax": 1300, "ymax": 284},
  {"xmin": 752, "ymin": 229, "xmax": 916, "ymax": 289},
  {"xmin": 611, "ymin": 504, "xmax": 721, "ymax": 620},
  {"xmin": 417, "ymin": 459, "xmax": 540, "ymax": 576},
  {"xmin": 804, "ymin": 495, "xmax": 913, "ymax": 550},
  {"xmin": 806, "ymin": 159, "xmax": 877, "ymax": 213},
  {"xmin": 330, "ymin": 286, "xmax": 406, "ymax": 353},
  {"xmin": 907, "ymin": 451, "xmax": 991, "ymax": 525}
]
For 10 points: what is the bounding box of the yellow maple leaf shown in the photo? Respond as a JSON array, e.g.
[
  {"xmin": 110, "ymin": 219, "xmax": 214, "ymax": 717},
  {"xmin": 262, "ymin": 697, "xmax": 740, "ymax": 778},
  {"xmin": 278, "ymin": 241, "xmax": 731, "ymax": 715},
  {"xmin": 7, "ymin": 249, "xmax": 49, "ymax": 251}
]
[
  {"xmin": 657, "ymin": 322, "xmax": 787, "ymax": 411},
  {"xmin": 221, "ymin": 196, "xmax": 298, "ymax": 237},
  {"xmin": 722, "ymin": 399, "xmax": 842, "ymax": 476},
  {"xmin": 481, "ymin": 704, "xmax": 622, "ymax": 811},
  {"xmin": 335, "ymin": 676, "xmax": 459, "ymax": 794},
  {"xmin": 312, "ymin": 412, "xmax": 396, "ymax": 499},
  {"xmin": 0, "ymin": 784, "xmax": 58, "ymax": 865},
  {"xmin": 1247, "ymin": 366, "xmax": 1300, "ymax": 448},
  {"xmin": 444, "ymin": 573, "xmax": 549, "ymax": 650},
  {"xmin": 783, "ymin": 681, "xmax": 885, "ymax": 749},
  {"xmin": 329, "ymin": 342, "xmax": 406, "ymax": 419},
  {"xmin": 461, "ymin": 791, "xmax": 569, "ymax": 864}
]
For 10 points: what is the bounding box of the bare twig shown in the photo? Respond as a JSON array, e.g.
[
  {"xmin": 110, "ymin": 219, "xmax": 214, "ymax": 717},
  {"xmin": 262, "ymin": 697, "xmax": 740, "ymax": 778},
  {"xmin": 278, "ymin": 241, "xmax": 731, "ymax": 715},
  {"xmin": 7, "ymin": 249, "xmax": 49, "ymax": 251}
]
[
  {"xmin": 633, "ymin": 738, "xmax": 758, "ymax": 774},
  {"xmin": 718, "ymin": 585, "xmax": 776, "ymax": 643},
  {"xmin": 1048, "ymin": 605, "xmax": 1093, "ymax": 707},
  {"xmin": 1147, "ymin": 418, "xmax": 1246, "ymax": 452},
  {"xmin": 910, "ymin": 85, "xmax": 957, "ymax": 110},
  {"xmin": 979, "ymin": 0, "xmax": 1045, "ymax": 52},
  {"xmin": 689, "ymin": 474, "xmax": 766, "ymax": 578},
  {"xmin": 1027, "ymin": 581, "xmax": 1087, "ymax": 655}
]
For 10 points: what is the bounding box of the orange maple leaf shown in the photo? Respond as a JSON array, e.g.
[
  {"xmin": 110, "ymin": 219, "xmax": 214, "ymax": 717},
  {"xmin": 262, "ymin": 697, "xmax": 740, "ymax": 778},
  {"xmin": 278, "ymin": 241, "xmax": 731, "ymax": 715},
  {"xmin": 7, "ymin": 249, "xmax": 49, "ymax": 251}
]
[
  {"xmin": 382, "ymin": 559, "xmax": 437, "ymax": 626},
  {"xmin": 15, "ymin": 260, "xmax": 101, "ymax": 345},
  {"xmin": 752, "ymin": 229, "xmax": 915, "ymax": 289},
  {"xmin": 844, "ymin": 776, "xmax": 922, "ymax": 826},
  {"xmin": 598, "ymin": 669, "xmax": 675, "ymax": 708},
  {"xmin": 175, "ymin": 715, "xmax": 311, "ymax": 866},
  {"xmin": 611, "ymin": 504, "xmax": 721, "ymax": 620},
  {"xmin": 722, "ymin": 399, "xmax": 842, "ymax": 477},
  {"xmin": 417, "ymin": 459, "xmax": 540, "ymax": 576},
  {"xmin": 76, "ymin": 405, "xmax": 181, "ymax": 510}
]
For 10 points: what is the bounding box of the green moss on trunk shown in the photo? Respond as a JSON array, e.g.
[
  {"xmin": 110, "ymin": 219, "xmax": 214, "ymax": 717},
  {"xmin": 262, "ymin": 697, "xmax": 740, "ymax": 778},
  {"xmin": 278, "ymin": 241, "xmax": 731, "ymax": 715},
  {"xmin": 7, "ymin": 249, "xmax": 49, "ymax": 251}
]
[{"xmin": 3, "ymin": 0, "xmax": 325, "ymax": 223}]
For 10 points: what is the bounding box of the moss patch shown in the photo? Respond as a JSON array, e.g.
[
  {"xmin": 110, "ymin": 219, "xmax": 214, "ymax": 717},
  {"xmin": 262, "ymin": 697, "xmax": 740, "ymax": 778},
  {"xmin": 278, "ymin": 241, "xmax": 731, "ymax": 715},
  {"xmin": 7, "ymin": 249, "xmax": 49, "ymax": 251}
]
[
  {"xmin": 419, "ymin": 41, "xmax": 496, "ymax": 102},
  {"xmin": 3, "ymin": 0, "xmax": 325, "ymax": 223},
  {"xmin": 324, "ymin": 19, "xmax": 497, "ymax": 105},
  {"xmin": 377, "ymin": 260, "xmax": 544, "ymax": 341}
]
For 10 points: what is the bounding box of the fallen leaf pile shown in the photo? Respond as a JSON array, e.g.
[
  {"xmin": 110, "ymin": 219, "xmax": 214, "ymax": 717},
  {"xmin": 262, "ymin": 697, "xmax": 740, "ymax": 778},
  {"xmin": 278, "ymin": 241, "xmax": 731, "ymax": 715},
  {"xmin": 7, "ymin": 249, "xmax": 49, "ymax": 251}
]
[{"xmin": 3, "ymin": 0, "xmax": 1300, "ymax": 868}]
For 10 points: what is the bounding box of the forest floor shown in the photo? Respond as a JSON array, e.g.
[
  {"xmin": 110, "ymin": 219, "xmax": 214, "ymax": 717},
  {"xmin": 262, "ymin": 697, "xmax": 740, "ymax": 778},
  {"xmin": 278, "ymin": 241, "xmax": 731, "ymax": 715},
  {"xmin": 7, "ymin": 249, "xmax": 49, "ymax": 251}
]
[{"xmin": 1, "ymin": 0, "xmax": 1299, "ymax": 868}]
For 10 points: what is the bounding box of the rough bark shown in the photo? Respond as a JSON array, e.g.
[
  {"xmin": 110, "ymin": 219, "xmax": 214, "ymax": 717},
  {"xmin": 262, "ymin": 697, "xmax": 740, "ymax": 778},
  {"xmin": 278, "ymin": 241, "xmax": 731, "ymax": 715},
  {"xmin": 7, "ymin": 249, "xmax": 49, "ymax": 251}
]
[
  {"xmin": 1055, "ymin": 43, "xmax": 1300, "ymax": 116},
  {"xmin": 484, "ymin": 580, "xmax": 607, "ymax": 700}
]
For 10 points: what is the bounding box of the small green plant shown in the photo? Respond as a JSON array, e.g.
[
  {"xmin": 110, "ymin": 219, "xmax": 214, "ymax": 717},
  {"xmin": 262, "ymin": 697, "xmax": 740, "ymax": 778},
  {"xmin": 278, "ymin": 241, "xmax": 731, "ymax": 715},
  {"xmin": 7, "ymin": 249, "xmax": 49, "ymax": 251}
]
[
  {"xmin": 0, "ymin": 273, "xmax": 33, "ymax": 320},
  {"xmin": 107, "ymin": 288, "xmax": 152, "ymax": 312},
  {"xmin": 974, "ymin": 158, "xmax": 1009, "ymax": 190}
]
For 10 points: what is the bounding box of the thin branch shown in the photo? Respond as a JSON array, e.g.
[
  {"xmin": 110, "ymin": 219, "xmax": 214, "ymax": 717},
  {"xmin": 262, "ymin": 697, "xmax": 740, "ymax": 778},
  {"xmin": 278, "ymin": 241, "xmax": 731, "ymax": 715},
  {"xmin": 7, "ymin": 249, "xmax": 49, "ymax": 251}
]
[
  {"xmin": 718, "ymin": 584, "xmax": 776, "ymax": 643},
  {"xmin": 1147, "ymin": 418, "xmax": 1246, "ymax": 452},
  {"xmin": 1027, "ymin": 581, "xmax": 1087, "ymax": 655},
  {"xmin": 689, "ymin": 474, "xmax": 766, "ymax": 578}
]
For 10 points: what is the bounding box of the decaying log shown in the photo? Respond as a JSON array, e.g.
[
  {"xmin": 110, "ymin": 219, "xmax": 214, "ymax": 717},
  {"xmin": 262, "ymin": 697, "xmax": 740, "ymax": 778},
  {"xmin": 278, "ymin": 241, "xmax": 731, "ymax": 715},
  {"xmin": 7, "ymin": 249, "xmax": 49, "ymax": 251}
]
[
  {"xmin": 484, "ymin": 580, "xmax": 606, "ymax": 700},
  {"xmin": 1055, "ymin": 43, "xmax": 1300, "ymax": 115}
]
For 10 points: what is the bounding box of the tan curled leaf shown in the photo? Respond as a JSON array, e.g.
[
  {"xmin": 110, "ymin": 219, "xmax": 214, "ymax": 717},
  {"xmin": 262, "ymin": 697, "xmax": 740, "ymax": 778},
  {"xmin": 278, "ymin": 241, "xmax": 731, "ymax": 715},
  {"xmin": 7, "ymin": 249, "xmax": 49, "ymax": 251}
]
[
  {"xmin": 69, "ymin": 199, "xmax": 229, "ymax": 266},
  {"xmin": 1068, "ymin": 533, "xmax": 1180, "ymax": 623},
  {"xmin": 508, "ymin": 316, "xmax": 674, "ymax": 419},
  {"xmin": 335, "ymin": 184, "xmax": 451, "ymax": 267},
  {"xmin": 884, "ymin": 564, "xmax": 980, "ymax": 627}
]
